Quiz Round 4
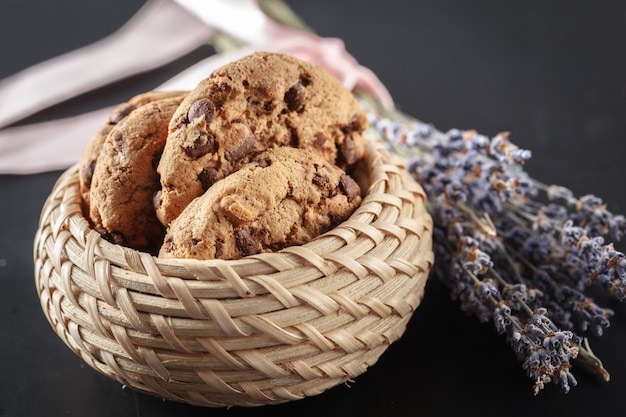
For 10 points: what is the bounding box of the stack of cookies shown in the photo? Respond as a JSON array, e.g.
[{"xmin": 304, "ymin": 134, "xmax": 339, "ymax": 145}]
[{"xmin": 78, "ymin": 52, "xmax": 368, "ymax": 260}]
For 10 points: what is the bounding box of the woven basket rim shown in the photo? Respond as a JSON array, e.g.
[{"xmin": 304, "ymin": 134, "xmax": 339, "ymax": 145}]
[{"xmin": 46, "ymin": 135, "xmax": 432, "ymax": 281}]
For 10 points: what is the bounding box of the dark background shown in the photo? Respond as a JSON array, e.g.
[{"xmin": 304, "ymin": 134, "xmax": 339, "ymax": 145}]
[{"xmin": 1, "ymin": 0, "xmax": 625, "ymax": 416}]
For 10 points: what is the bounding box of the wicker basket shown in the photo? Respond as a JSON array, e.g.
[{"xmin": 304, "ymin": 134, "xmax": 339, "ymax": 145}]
[{"xmin": 33, "ymin": 136, "xmax": 433, "ymax": 407}]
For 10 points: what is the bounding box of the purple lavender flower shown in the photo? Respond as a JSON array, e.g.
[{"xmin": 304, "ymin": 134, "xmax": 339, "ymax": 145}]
[
  {"xmin": 532, "ymin": 203, "xmax": 569, "ymax": 233},
  {"xmin": 494, "ymin": 302, "xmax": 514, "ymax": 334},
  {"xmin": 559, "ymin": 220, "xmax": 626, "ymax": 300},
  {"xmin": 502, "ymin": 284, "xmax": 543, "ymax": 311},
  {"xmin": 461, "ymin": 237, "xmax": 493, "ymax": 275},
  {"xmin": 366, "ymin": 108, "xmax": 621, "ymax": 393},
  {"xmin": 513, "ymin": 309, "xmax": 579, "ymax": 394},
  {"xmin": 476, "ymin": 278, "xmax": 500, "ymax": 301},
  {"xmin": 555, "ymin": 287, "xmax": 614, "ymax": 336}
]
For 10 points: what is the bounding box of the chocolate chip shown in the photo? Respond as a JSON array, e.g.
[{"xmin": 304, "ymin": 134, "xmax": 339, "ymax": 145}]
[
  {"xmin": 184, "ymin": 133, "xmax": 217, "ymax": 159},
  {"xmin": 328, "ymin": 212, "xmax": 344, "ymax": 227},
  {"xmin": 338, "ymin": 137, "xmax": 358, "ymax": 165},
  {"xmin": 82, "ymin": 159, "xmax": 96, "ymax": 188},
  {"xmin": 187, "ymin": 98, "xmax": 216, "ymax": 122},
  {"xmin": 198, "ymin": 167, "xmax": 218, "ymax": 191},
  {"xmin": 225, "ymin": 137, "xmax": 257, "ymax": 163},
  {"xmin": 164, "ymin": 237, "xmax": 175, "ymax": 252},
  {"xmin": 284, "ymin": 82, "xmax": 305, "ymax": 112},
  {"xmin": 217, "ymin": 83, "xmax": 231, "ymax": 93},
  {"xmin": 256, "ymin": 158, "xmax": 272, "ymax": 168},
  {"xmin": 312, "ymin": 173, "xmax": 328, "ymax": 188},
  {"xmin": 263, "ymin": 100, "xmax": 276, "ymax": 113},
  {"xmin": 312, "ymin": 173, "xmax": 335, "ymax": 197},
  {"xmin": 189, "ymin": 238, "xmax": 200, "ymax": 246},
  {"xmin": 300, "ymin": 75, "xmax": 311, "ymax": 86},
  {"xmin": 340, "ymin": 123, "xmax": 355, "ymax": 135},
  {"xmin": 101, "ymin": 230, "xmax": 128, "ymax": 246},
  {"xmin": 214, "ymin": 238, "xmax": 224, "ymax": 258},
  {"xmin": 339, "ymin": 174, "xmax": 360, "ymax": 202},
  {"xmin": 109, "ymin": 103, "xmax": 136, "ymax": 124},
  {"xmin": 235, "ymin": 229, "xmax": 258, "ymax": 257},
  {"xmin": 288, "ymin": 126, "xmax": 299, "ymax": 148}
]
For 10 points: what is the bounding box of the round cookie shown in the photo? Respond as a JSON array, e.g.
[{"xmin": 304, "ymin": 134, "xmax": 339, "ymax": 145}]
[
  {"xmin": 159, "ymin": 147, "xmax": 362, "ymax": 260},
  {"xmin": 78, "ymin": 90, "xmax": 187, "ymax": 213},
  {"xmin": 89, "ymin": 93, "xmax": 186, "ymax": 252},
  {"xmin": 156, "ymin": 52, "xmax": 367, "ymax": 227}
]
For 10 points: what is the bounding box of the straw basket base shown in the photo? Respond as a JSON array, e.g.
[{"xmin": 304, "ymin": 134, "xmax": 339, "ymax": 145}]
[{"xmin": 33, "ymin": 137, "xmax": 433, "ymax": 407}]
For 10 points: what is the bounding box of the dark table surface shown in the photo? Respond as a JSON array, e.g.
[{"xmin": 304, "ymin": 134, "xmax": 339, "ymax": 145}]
[{"xmin": 1, "ymin": 1, "xmax": 625, "ymax": 416}]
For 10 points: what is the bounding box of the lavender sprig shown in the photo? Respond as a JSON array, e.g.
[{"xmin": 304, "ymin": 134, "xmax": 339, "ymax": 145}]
[{"xmin": 364, "ymin": 99, "xmax": 624, "ymax": 393}]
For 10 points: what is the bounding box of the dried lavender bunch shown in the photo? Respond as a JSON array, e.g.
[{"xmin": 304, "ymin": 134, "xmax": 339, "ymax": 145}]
[{"xmin": 364, "ymin": 100, "xmax": 625, "ymax": 394}]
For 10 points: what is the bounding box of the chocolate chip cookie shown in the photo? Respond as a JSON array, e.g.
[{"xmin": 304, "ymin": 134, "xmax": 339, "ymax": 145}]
[
  {"xmin": 159, "ymin": 146, "xmax": 362, "ymax": 260},
  {"xmin": 156, "ymin": 52, "xmax": 367, "ymax": 227},
  {"xmin": 88, "ymin": 93, "xmax": 186, "ymax": 252},
  {"xmin": 78, "ymin": 90, "xmax": 187, "ymax": 213}
]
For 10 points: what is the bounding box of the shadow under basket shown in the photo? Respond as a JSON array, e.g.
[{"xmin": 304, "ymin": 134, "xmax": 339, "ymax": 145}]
[{"xmin": 33, "ymin": 136, "xmax": 434, "ymax": 407}]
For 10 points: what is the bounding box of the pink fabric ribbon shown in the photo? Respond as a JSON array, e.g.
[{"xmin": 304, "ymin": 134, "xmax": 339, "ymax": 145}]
[{"xmin": 0, "ymin": 0, "xmax": 393, "ymax": 174}]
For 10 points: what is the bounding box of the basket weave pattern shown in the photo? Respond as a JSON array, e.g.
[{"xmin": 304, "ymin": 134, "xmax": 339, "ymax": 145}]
[{"xmin": 34, "ymin": 138, "xmax": 434, "ymax": 407}]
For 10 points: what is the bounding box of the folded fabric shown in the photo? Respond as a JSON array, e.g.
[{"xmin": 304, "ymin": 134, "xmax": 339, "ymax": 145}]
[{"xmin": 0, "ymin": 0, "xmax": 392, "ymax": 174}]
